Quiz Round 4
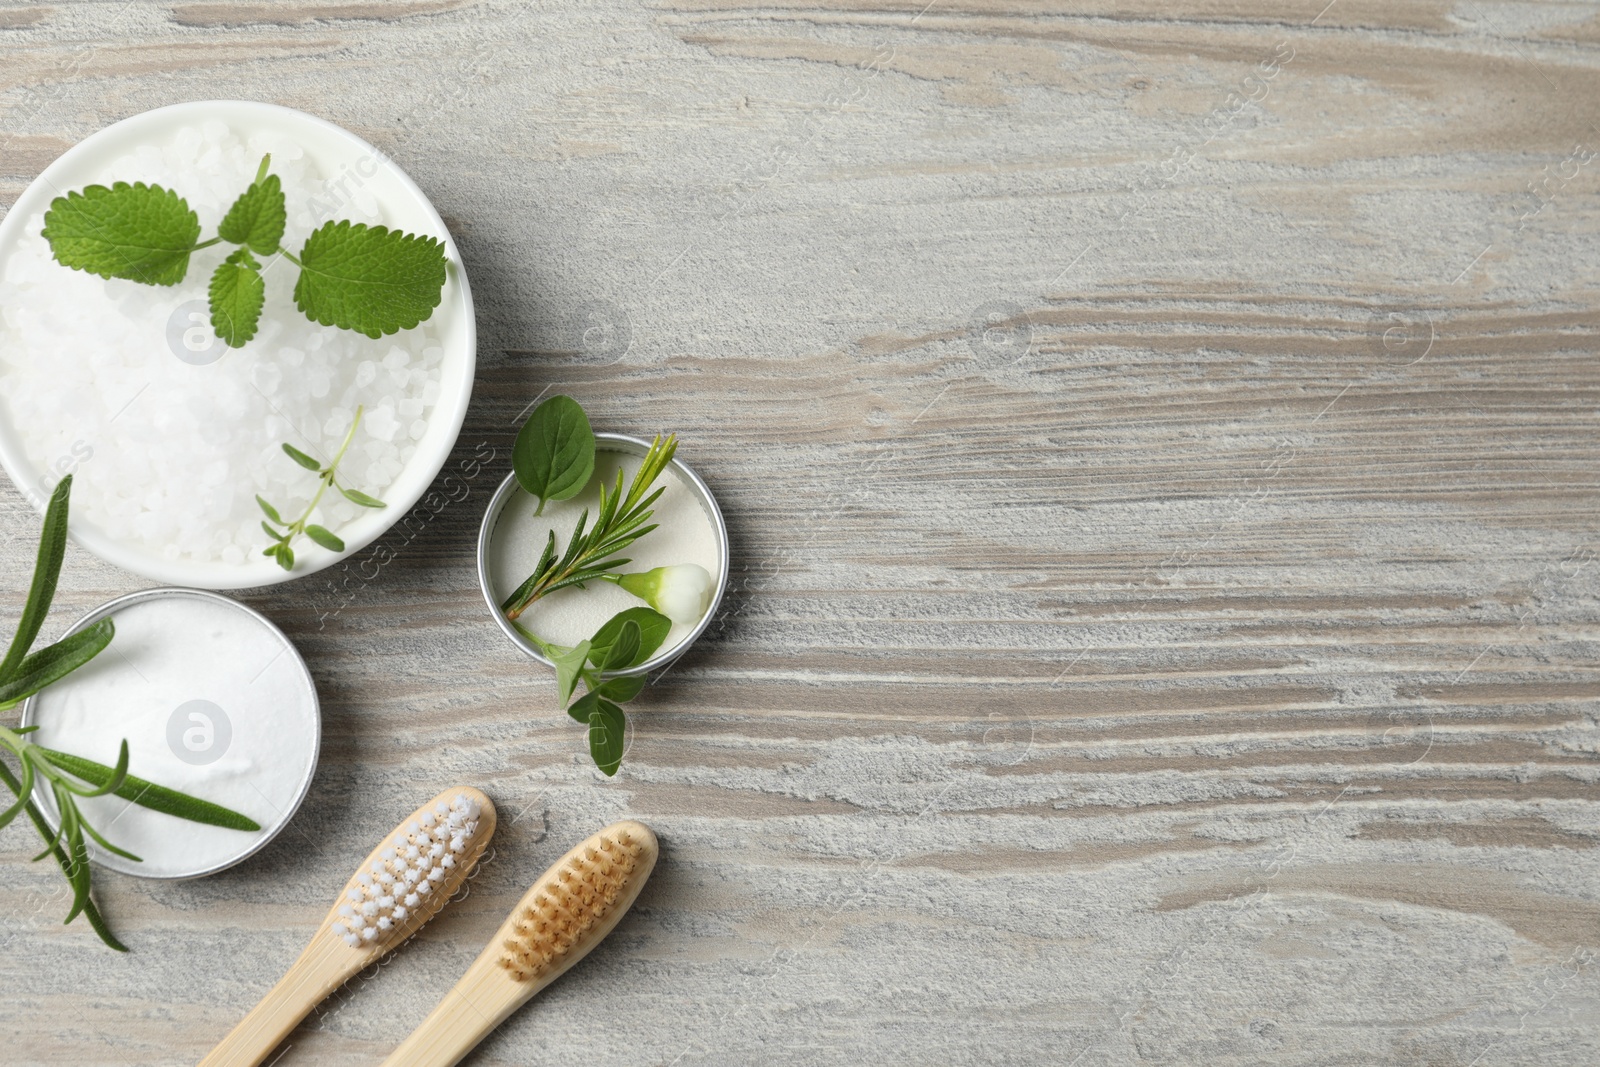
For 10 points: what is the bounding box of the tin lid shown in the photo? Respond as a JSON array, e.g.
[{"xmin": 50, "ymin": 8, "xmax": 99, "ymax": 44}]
[{"xmin": 21, "ymin": 588, "xmax": 320, "ymax": 879}]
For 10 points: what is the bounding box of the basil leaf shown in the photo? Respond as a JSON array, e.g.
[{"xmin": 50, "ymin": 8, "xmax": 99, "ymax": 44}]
[
  {"xmin": 513, "ymin": 395, "xmax": 594, "ymax": 513},
  {"xmin": 593, "ymin": 673, "xmax": 646, "ymax": 703},
  {"xmin": 598, "ymin": 620, "xmax": 640, "ymax": 672},
  {"xmin": 568, "ymin": 688, "xmax": 600, "ymax": 725},
  {"xmin": 587, "ymin": 608, "xmax": 670, "ymax": 670},
  {"xmin": 586, "ymin": 699, "xmax": 627, "ymax": 776},
  {"xmin": 553, "ymin": 640, "xmax": 591, "ymax": 706}
]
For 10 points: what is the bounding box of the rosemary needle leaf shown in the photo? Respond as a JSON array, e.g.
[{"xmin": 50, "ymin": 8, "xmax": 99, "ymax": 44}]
[
  {"xmin": 0, "ymin": 619, "xmax": 114, "ymax": 706},
  {"xmin": 0, "ymin": 475, "xmax": 72, "ymax": 683},
  {"xmin": 48, "ymin": 738, "xmax": 130, "ymax": 798},
  {"xmin": 0, "ymin": 755, "xmax": 34, "ymax": 831},
  {"xmin": 79, "ymin": 817, "xmax": 142, "ymax": 863},
  {"xmin": 0, "ymin": 761, "xmax": 127, "ymax": 952},
  {"xmin": 36, "ymin": 747, "xmax": 261, "ymax": 831}
]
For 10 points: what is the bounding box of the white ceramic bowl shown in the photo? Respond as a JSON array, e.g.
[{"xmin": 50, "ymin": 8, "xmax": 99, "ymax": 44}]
[{"xmin": 0, "ymin": 101, "xmax": 475, "ymax": 588}]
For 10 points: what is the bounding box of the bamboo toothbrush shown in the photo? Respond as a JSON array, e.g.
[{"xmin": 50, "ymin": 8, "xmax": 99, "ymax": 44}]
[
  {"xmin": 380, "ymin": 820, "xmax": 659, "ymax": 1067},
  {"xmin": 199, "ymin": 787, "xmax": 497, "ymax": 1067}
]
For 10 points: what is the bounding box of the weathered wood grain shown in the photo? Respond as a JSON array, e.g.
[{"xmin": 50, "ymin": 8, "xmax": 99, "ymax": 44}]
[{"xmin": 3, "ymin": 1, "xmax": 1600, "ymax": 1064}]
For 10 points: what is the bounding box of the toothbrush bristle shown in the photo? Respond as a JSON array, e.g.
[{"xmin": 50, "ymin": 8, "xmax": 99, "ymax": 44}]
[
  {"xmin": 330, "ymin": 791, "xmax": 486, "ymax": 950},
  {"xmin": 497, "ymin": 824, "xmax": 651, "ymax": 982}
]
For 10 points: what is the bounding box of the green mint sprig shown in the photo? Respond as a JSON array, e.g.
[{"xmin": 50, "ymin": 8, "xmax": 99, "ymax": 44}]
[
  {"xmin": 41, "ymin": 153, "xmax": 447, "ymax": 348},
  {"xmin": 501, "ymin": 396, "xmax": 677, "ymax": 622},
  {"xmin": 516, "ymin": 607, "xmax": 670, "ymax": 776},
  {"xmin": 0, "ymin": 476, "xmax": 261, "ymax": 952},
  {"xmin": 259, "ymin": 405, "xmax": 386, "ymax": 571}
]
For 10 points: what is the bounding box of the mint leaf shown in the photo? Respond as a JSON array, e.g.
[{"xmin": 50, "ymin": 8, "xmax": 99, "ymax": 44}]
[
  {"xmin": 514, "ymin": 395, "xmax": 595, "ymax": 513},
  {"xmin": 216, "ymin": 159, "xmax": 285, "ymax": 255},
  {"xmin": 41, "ymin": 182, "xmax": 200, "ymax": 286},
  {"xmin": 292, "ymin": 221, "xmax": 446, "ymax": 339},
  {"xmin": 208, "ymin": 247, "xmax": 264, "ymax": 348}
]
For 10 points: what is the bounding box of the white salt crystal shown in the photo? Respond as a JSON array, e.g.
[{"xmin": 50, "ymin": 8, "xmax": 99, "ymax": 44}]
[{"xmin": 365, "ymin": 404, "xmax": 398, "ymax": 442}]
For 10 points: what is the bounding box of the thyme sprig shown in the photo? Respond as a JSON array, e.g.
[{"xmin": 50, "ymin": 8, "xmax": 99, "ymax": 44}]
[
  {"xmin": 500, "ymin": 432, "xmax": 678, "ymax": 622},
  {"xmin": 259, "ymin": 405, "xmax": 386, "ymax": 570}
]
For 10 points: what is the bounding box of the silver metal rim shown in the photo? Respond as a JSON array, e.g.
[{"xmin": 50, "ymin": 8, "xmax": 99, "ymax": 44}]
[
  {"xmin": 477, "ymin": 432, "xmax": 730, "ymax": 676},
  {"xmin": 19, "ymin": 587, "xmax": 322, "ymax": 881}
]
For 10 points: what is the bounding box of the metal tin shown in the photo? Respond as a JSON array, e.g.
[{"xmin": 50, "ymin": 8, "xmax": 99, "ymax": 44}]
[
  {"xmin": 477, "ymin": 432, "xmax": 729, "ymax": 675},
  {"xmin": 19, "ymin": 587, "xmax": 321, "ymax": 880}
]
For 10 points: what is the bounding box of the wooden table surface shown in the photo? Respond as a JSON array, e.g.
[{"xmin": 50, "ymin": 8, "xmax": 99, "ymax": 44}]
[{"xmin": 4, "ymin": 2, "xmax": 1600, "ymax": 1064}]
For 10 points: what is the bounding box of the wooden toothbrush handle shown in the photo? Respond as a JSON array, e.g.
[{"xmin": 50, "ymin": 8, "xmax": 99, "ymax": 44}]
[
  {"xmin": 198, "ymin": 939, "xmax": 354, "ymax": 1067},
  {"xmin": 380, "ymin": 965, "xmax": 529, "ymax": 1067}
]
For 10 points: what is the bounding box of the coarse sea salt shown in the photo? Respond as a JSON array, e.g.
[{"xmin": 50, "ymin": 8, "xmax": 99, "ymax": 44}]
[{"xmin": 0, "ymin": 121, "xmax": 444, "ymax": 565}]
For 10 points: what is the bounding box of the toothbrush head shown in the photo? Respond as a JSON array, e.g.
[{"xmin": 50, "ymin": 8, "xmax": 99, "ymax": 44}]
[
  {"xmin": 498, "ymin": 820, "xmax": 658, "ymax": 982},
  {"xmin": 327, "ymin": 787, "xmax": 495, "ymax": 952}
]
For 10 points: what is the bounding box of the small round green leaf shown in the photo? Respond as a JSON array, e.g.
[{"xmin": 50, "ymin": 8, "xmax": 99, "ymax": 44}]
[
  {"xmin": 338, "ymin": 485, "xmax": 386, "ymax": 508},
  {"xmin": 513, "ymin": 395, "xmax": 594, "ymax": 510},
  {"xmin": 304, "ymin": 525, "xmax": 345, "ymax": 552},
  {"xmin": 282, "ymin": 443, "xmax": 321, "ymax": 471}
]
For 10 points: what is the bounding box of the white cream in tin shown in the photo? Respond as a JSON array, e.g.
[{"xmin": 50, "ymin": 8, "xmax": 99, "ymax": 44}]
[{"xmin": 25, "ymin": 590, "xmax": 319, "ymax": 878}]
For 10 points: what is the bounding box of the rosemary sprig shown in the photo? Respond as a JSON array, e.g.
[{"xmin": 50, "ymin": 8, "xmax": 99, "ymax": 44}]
[
  {"xmin": 0, "ymin": 476, "xmax": 261, "ymax": 950},
  {"xmin": 500, "ymin": 433, "xmax": 678, "ymax": 622},
  {"xmin": 259, "ymin": 404, "xmax": 386, "ymax": 570}
]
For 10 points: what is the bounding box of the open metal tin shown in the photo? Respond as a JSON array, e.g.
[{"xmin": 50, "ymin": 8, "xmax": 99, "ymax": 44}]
[
  {"xmin": 19, "ymin": 587, "xmax": 320, "ymax": 880},
  {"xmin": 477, "ymin": 432, "xmax": 729, "ymax": 675}
]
